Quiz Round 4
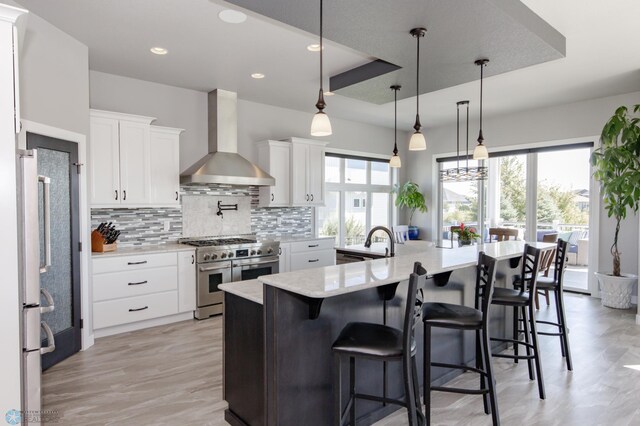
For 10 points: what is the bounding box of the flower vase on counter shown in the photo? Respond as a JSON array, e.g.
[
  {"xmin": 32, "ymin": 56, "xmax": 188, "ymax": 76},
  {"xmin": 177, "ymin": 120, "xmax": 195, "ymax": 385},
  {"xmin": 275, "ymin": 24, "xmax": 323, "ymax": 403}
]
[{"xmin": 452, "ymin": 223, "xmax": 480, "ymax": 247}]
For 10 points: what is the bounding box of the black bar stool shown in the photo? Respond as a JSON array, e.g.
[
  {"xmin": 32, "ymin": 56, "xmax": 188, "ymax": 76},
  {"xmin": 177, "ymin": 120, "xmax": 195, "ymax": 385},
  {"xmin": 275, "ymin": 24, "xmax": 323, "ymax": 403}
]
[
  {"xmin": 332, "ymin": 262, "xmax": 426, "ymax": 426},
  {"xmin": 536, "ymin": 239, "xmax": 573, "ymax": 370},
  {"xmin": 490, "ymin": 244, "xmax": 545, "ymax": 399},
  {"xmin": 422, "ymin": 252, "xmax": 500, "ymax": 426}
]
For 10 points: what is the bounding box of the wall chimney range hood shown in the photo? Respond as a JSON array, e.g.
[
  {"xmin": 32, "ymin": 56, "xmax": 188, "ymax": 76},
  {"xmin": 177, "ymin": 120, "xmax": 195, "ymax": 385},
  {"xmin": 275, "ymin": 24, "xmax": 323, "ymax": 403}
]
[{"xmin": 180, "ymin": 89, "xmax": 275, "ymax": 186}]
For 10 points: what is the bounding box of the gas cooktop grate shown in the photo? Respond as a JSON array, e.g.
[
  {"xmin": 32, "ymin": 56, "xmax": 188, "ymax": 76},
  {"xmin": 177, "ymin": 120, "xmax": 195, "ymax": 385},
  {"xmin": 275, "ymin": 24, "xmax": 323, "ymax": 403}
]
[{"xmin": 182, "ymin": 238, "xmax": 257, "ymax": 247}]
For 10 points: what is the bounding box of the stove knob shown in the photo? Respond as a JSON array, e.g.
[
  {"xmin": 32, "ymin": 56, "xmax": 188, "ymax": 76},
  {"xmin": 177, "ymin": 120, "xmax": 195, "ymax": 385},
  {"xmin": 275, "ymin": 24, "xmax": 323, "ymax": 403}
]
[
  {"xmin": 203, "ymin": 254, "xmax": 210, "ymax": 261},
  {"xmin": 228, "ymin": 252, "xmax": 234, "ymax": 258},
  {"xmin": 211, "ymin": 254, "xmax": 218, "ymax": 260},
  {"xmin": 221, "ymin": 253, "xmax": 227, "ymax": 259},
  {"xmin": 267, "ymin": 248, "xmax": 273, "ymax": 254},
  {"xmin": 256, "ymin": 249, "xmax": 262, "ymax": 255},
  {"xmin": 250, "ymin": 250, "xmax": 256, "ymax": 256}
]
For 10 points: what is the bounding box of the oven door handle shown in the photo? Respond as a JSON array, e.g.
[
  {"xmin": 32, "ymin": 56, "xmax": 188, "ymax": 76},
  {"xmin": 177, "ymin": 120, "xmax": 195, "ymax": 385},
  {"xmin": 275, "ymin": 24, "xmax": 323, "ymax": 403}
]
[
  {"xmin": 233, "ymin": 257, "xmax": 279, "ymax": 268},
  {"xmin": 199, "ymin": 264, "xmax": 232, "ymax": 272}
]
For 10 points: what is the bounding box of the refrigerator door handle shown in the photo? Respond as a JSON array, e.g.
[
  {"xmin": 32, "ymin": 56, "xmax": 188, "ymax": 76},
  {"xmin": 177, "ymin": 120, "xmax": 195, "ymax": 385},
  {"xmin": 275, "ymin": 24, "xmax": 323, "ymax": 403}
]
[
  {"xmin": 40, "ymin": 288, "xmax": 55, "ymax": 314},
  {"xmin": 38, "ymin": 175, "xmax": 52, "ymax": 273},
  {"xmin": 40, "ymin": 322, "xmax": 56, "ymax": 354}
]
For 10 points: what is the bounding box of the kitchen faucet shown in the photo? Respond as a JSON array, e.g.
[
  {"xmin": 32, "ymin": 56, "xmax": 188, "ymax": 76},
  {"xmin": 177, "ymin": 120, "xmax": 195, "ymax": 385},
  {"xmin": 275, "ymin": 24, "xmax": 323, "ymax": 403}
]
[{"xmin": 364, "ymin": 226, "xmax": 395, "ymax": 257}]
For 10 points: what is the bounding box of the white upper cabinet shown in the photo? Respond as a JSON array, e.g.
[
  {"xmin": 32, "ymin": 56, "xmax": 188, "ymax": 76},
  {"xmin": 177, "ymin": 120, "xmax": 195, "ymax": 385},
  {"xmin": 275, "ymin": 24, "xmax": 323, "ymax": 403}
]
[
  {"xmin": 150, "ymin": 126, "xmax": 183, "ymax": 205},
  {"xmin": 89, "ymin": 110, "xmax": 182, "ymax": 207},
  {"xmin": 289, "ymin": 138, "xmax": 327, "ymax": 207},
  {"xmin": 119, "ymin": 120, "xmax": 151, "ymax": 204},
  {"xmin": 257, "ymin": 140, "xmax": 291, "ymax": 207}
]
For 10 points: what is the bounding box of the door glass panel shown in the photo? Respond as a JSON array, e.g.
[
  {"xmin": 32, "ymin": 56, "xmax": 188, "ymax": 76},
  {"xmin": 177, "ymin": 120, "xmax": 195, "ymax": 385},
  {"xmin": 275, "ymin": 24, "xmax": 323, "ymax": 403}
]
[
  {"xmin": 241, "ymin": 266, "xmax": 273, "ymax": 281},
  {"xmin": 495, "ymin": 155, "xmax": 527, "ymax": 240},
  {"xmin": 345, "ymin": 191, "xmax": 366, "ymax": 245},
  {"xmin": 38, "ymin": 148, "xmax": 72, "ymax": 335},
  {"xmin": 440, "ymin": 160, "xmax": 481, "ymax": 243},
  {"xmin": 370, "ymin": 193, "xmax": 390, "ymax": 242},
  {"xmin": 345, "ymin": 159, "xmax": 366, "ymax": 184},
  {"xmin": 537, "ymin": 148, "xmax": 590, "ymax": 291}
]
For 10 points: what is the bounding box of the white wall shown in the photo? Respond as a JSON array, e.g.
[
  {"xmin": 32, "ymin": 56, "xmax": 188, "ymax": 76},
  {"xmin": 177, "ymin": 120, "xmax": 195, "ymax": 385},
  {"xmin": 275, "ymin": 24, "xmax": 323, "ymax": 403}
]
[
  {"xmin": 406, "ymin": 91, "xmax": 640, "ymax": 277},
  {"xmin": 88, "ymin": 72, "xmax": 408, "ymax": 183}
]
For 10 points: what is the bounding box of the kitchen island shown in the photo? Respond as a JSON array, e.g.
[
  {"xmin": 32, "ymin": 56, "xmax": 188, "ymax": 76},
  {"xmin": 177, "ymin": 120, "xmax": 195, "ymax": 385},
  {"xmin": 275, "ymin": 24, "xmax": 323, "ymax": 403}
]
[{"xmin": 221, "ymin": 241, "xmax": 553, "ymax": 426}]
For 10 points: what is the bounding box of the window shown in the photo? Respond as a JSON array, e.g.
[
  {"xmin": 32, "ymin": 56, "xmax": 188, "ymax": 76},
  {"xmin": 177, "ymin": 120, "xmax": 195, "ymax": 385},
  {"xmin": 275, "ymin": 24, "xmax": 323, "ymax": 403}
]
[{"xmin": 317, "ymin": 154, "xmax": 394, "ymax": 246}]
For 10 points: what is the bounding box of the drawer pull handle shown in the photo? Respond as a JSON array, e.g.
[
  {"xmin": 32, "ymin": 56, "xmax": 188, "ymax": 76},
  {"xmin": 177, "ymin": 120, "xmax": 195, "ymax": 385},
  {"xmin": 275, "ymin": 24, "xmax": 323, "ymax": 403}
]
[
  {"xmin": 127, "ymin": 261, "xmax": 148, "ymax": 265},
  {"xmin": 309, "ymin": 259, "xmax": 319, "ymax": 263},
  {"xmin": 308, "ymin": 244, "xmax": 319, "ymax": 248},
  {"xmin": 310, "ymin": 194, "xmax": 314, "ymax": 202},
  {"xmin": 129, "ymin": 306, "xmax": 148, "ymax": 312},
  {"xmin": 128, "ymin": 280, "xmax": 148, "ymax": 286}
]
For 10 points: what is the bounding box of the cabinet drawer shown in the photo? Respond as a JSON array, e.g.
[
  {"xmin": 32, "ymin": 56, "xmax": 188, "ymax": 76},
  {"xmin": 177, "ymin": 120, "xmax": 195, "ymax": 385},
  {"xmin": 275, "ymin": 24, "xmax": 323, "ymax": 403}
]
[
  {"xmin": 93, "ymin": 291, "xmax": 178, "ymax": 329},
  {"xmin": 93, "ymin": 266, "xmax": 178, "ymax": 302},
  {"xmin": 93, "ymin": 252, "xmax": 177, "ymax": 274},
  {"xmin": 290, "ymin": 249, "xmax": 335, "ymax": 271},
  {"xmin": 290, "ymin": 238, "xmax": 335, "ymax": 253}
]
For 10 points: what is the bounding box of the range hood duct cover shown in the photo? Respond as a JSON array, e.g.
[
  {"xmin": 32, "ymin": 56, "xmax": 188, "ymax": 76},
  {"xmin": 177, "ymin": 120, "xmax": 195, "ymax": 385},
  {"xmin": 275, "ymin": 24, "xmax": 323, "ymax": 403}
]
[{"xmin": 180, "ymin": 89, "xmax": 275, "ymax": 186}]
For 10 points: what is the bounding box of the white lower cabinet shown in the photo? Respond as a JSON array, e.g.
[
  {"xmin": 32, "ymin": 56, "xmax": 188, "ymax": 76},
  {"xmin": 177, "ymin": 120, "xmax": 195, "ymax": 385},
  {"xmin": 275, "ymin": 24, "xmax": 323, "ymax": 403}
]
[
  {"xmin": 278, "ymin": 243, "xmax": 291, "ymax": 273},
  {"xmin": 92, "ymin": 249, "xmax": 196, "ymax": 337},
  {"xmin": 283, "ymin": 238, "xmax": 336, "ymax": 272}
]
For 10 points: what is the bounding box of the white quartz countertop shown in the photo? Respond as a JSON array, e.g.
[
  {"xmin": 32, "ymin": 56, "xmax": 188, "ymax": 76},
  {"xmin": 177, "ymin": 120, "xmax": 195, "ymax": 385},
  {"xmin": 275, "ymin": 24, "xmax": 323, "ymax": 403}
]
[
  {"xmin": 260, "ymin": 241, "xmax": 554, "ymax": 299},
  {"xmin": 91, "ymin": 243, "xmax": 194, "ymax": 258},
  {"xmin": 219, "ymin": 279, "xmax": 263, "ymax": 305},
  {"xmin": 259, "ymin": 236, "xmax": 336, "ymax": 244},
  {"xmin": 336, "ymin": 241, "xmax": 435, "ymax": 257}
]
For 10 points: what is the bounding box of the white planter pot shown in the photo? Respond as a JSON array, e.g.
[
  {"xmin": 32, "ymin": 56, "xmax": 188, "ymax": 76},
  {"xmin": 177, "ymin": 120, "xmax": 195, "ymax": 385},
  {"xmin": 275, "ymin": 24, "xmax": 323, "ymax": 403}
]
[{"xmin": 595, "ymin": 272, "xmax": 638, "ymax": 309}]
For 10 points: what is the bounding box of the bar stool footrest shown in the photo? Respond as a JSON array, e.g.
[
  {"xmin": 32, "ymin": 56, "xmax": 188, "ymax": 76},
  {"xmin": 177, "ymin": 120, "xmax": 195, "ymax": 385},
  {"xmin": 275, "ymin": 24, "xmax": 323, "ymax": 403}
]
[
  {"xmin": 490, "ymin": 336, "xmax": 535, "ymax": 350},
  {"xmin": 431, "ymin": 361, "xmax": 489, "ymax": 377},
  {"xmin": 431, "ymin": 385, "xmax": 490, "ymax": 395}
]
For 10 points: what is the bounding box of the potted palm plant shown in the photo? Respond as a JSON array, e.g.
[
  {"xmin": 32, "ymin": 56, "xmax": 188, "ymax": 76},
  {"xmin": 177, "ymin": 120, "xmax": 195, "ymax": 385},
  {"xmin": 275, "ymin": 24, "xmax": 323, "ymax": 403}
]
[
  {"xmin": 392, "ymin": 181, "xmax": 428, "ymax": 240},
  {"xmin": 591, "ymin": 104, "xmax": 640, "ymax": 309}
]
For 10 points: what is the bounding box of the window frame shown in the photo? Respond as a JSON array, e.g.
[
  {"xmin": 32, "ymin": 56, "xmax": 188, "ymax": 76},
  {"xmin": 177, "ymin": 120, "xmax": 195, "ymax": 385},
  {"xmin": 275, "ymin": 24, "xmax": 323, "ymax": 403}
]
[{"xmin": 317, "ymin": 152, "xmax": 396, "ymax": 247}]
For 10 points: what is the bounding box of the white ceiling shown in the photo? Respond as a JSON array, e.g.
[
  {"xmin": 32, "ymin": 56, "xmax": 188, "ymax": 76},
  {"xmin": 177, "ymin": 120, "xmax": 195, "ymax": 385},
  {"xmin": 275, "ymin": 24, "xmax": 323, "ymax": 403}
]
[{"xmin": 16, "ymin": 0, "xmax": 640, "ymax": 131}]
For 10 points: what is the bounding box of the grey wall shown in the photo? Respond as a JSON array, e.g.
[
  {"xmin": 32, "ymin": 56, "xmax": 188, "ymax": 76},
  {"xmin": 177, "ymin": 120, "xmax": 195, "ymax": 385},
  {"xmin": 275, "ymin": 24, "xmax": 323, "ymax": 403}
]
[
  {"xmin": 16, "ymin": 6, "xmax": 89, "ymax": 135},
  {"xmin": 406, "ymin": 90, "xmax": 640, "ymax": 277}
]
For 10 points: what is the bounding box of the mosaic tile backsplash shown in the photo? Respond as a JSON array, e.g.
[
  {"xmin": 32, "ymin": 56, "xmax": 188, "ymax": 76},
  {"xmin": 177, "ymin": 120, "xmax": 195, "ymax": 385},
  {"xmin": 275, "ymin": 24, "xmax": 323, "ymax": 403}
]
[
  {"xmin": 91, "ymin": 207, "xmax": 183, "ymax": 247},
  {"xmin": 90, "ymin": 183, "xmax": 312, "ymax": 246}
]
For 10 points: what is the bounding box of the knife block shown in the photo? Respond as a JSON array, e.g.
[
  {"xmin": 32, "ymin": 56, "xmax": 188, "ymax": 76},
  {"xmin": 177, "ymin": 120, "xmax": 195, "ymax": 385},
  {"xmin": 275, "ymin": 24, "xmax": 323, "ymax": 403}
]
[{"xmin": 91, "ymin": 229, "xmax": 117, "ymax": 253}]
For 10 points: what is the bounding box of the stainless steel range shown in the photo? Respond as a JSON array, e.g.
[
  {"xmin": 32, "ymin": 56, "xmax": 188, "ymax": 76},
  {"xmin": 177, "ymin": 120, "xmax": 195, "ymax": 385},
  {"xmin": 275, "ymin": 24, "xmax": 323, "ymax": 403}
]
[{"xmin": 180, "ymin": 236, "xmax": 280, "ymax": 319}]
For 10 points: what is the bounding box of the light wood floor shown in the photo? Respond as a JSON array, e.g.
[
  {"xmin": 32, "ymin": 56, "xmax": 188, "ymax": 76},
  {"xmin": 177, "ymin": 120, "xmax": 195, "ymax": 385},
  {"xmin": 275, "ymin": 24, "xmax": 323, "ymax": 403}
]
[{"xmin": 43, "ymin": 294, "xmax": 640, "ymax": 425}]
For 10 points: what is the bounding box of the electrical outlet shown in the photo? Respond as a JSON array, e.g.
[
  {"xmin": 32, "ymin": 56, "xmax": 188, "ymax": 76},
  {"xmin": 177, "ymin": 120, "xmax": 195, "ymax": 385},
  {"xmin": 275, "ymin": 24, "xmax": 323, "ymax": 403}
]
[
  {"xmin": 164, "ymin": 220, "xmax": 171, "ymax": 232},
  {"xmin": 276, "ymin": 217, "xmax": 283, "ymax": 226}
]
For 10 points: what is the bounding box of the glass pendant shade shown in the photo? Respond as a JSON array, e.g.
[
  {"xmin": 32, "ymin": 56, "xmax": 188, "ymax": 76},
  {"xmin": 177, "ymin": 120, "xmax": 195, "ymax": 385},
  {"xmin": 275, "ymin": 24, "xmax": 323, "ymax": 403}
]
[
  {"xmin": 409, "ymin": 131, "xmax": 426, "ymax": 151},
  {"xmin": 311, "ymin": 111, "xmax": 332, "ymax": 137},
  {"xmin": 473, "ymin": 143, "xmax": 489, "ymax": 160},
  {"xmin": 389, "ymin": 154, "xmax": 401, "ymax": 168}
]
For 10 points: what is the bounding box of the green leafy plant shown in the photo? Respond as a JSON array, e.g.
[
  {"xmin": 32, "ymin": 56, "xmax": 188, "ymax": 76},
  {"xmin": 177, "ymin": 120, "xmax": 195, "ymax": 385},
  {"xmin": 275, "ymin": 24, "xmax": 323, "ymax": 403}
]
[
  {"xmin": 591, "ymin": 105, "xmax": 640, "ymax": 276},
  {"xmin": 392, "ymin": 181, "xmax": 428, "ymax": 227}
]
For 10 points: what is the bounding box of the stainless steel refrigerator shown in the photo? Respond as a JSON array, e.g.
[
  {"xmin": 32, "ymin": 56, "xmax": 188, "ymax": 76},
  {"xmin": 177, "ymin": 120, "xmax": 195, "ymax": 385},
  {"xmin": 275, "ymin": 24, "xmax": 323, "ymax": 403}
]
[{"xmin": 18, "ymin": 149, "xmax": 55, "ymax": 417}]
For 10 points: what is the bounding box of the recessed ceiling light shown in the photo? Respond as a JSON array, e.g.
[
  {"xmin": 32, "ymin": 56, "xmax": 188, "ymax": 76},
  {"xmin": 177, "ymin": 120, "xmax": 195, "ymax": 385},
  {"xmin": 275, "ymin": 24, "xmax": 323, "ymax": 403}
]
[
  {"xmin": 150, "ymin": 47, "xmax": 168, "ymax": 55},
  {"xmin": 218, "ymin": 9, "xmax": 247, "ymax": 24},
  {"xmin": 324, "ymin": 91, "xmax": 334, "ymax": 96},
  {"xmin": 251, "ymin": 73, "xmax": 265, "ymax": 79},
  {"xmin": 307, "ymin": 44, "xmax": 325, "ymax": 52}
]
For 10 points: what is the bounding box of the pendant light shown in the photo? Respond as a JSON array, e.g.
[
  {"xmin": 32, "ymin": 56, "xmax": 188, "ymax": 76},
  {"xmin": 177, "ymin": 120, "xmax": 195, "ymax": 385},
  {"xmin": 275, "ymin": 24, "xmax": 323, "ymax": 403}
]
[
  {"xmin": 409, "ymin": 28, "xmax": 427, "ymax": 151},
  {"xmin": 389, "ymin": 85, "xmax": 402, "ymax": 168},
  {"xmin": 439, "ymin": 100, "xmax": 487, "ymax": 182},
  {"xmin": 473, "ymin": 58, "xmax": 489, "ymax": 159},
  {"xmin": 310, "ymin": 0, "xmax": 332, "ymax": 137}
]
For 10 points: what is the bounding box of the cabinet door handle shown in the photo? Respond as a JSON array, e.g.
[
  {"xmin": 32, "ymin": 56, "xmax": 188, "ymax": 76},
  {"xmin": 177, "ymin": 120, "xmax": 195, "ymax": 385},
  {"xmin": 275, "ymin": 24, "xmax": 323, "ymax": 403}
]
[
  {"xmin": 306, "ymin": 194, "xmax": 309, "ymax": 201},
  {"xmin": 310, "ymin": 194, "xmax": 314, "ymax": 202},
  {"xmin": 115, "ymin": 190, "xmax": 118, "ymax": 200},
  {"xmin": 127, "ymin": 260, "xmax": 147, "ymax": 265},
  {"xmin": 128, "ymin": 306, "xmax": 148, "ymax": 312},
  {"xmin": 176, "ymin": 191, "xmax": 179, "ymax": 201},
  {"xmin": 191, "ymin": 254, "xmax": 195, "ymax": 264},
  {"xmin": 271, "ymin": 193, "xmax": 274, "ymax": 202},
  {"xmin": 308, "ymin": 259, "xmax": 319, "ymax": 263},
  {"xmin": 128, "ymin": 280, "xmax": 148, "ymax": 286},
  {"xmin": 123, "ymin": 190, "xmax": 127, "ymax": 201},
  {"xmin": 308, "ymin": 244, "xmax": 319, "ymax": 248}
]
